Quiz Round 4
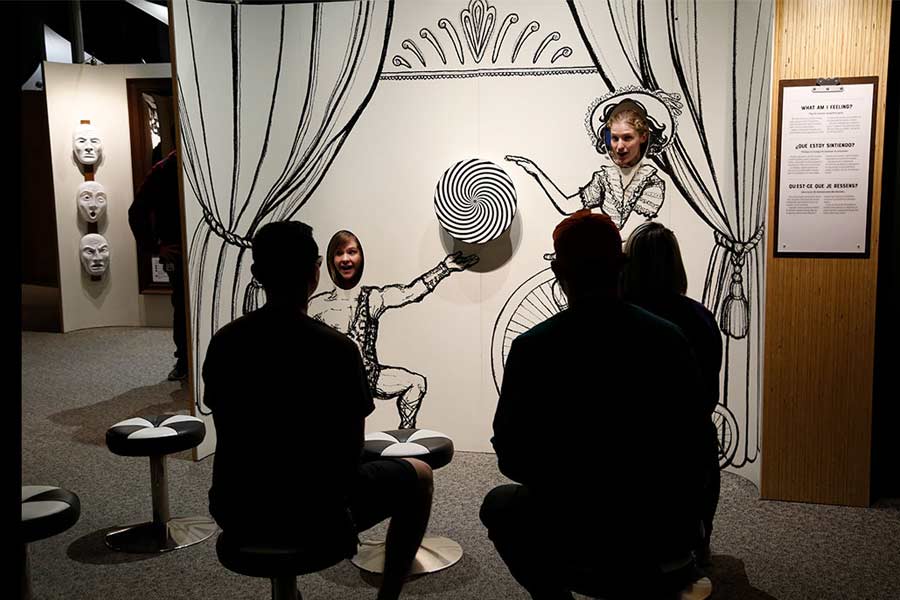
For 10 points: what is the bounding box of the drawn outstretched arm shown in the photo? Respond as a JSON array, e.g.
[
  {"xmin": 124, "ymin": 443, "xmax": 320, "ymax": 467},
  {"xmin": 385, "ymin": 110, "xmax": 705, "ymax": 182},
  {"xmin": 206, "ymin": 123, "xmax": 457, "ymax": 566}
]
[
  {"xmin": 371, "ymin": 251, "xmax": 479, "ymax": 317},
  {"xmin": 505, "ymin": 155, "xmax": 583, "ymax": 215}
]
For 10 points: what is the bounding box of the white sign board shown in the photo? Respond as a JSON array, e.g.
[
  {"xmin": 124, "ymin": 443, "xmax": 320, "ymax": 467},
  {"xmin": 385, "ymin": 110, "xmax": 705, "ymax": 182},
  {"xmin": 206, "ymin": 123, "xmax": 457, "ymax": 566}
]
[{"xmin": 775, "ymin": 78, "xmax": 876, "ymax": 256}]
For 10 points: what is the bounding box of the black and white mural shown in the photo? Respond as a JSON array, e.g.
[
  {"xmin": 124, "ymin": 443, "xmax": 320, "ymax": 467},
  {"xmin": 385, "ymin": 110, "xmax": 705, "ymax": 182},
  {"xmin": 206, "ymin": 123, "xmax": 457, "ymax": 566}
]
[{"xmin": 173, "ymin": 0, "xmax": 771, "ymax": 484}]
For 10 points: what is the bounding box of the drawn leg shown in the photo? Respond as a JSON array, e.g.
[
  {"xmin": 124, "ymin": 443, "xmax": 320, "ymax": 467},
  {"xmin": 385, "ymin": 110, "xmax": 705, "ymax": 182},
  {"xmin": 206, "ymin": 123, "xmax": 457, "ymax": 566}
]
[{"xmin": 374, "ymin": 367, "xmax": 427, "ymax": 429}]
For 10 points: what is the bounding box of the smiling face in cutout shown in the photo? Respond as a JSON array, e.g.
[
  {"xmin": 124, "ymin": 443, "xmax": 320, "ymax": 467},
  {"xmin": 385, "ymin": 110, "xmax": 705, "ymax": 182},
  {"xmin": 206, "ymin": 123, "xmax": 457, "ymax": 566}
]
[
  {"xmin": 326, "ymin": 230, "xmax": 364, "ymax": 290},
  {"xmin": 76, "ymin": 181, "xmax": 108, "ymax": 222},
  {"xmin": 608, "ymin": 121, "xmax": 648, "ymax": 168},
  {"xmin": 80, "ymin": 233, "xmax": 110, "ymax": 275},
  {"xmin": 72, "ymin": 124, "xmax": 103, "ymax": 165}
]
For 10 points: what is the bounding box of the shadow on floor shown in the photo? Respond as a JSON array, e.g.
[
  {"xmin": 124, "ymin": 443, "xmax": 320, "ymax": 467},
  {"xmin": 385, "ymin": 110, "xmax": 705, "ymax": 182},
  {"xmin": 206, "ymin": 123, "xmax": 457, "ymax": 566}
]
[
  {"xmin": 708, "ymin": 554, "xmax": 779, "ymax": 599},
  {"xmin": 48, "ymin": 381, "xmax": 193, "ymax": 460},
  {"xmin": 67, "ymin": 527, "xmax": 166, "ymax": 565}
]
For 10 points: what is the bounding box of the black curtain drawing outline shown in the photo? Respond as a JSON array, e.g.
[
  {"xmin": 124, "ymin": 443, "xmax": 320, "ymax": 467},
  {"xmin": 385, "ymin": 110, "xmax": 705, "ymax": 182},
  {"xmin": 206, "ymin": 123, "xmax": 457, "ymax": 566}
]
[
  {"xmin": 172, "ymin": 0, "xmax": 394, "ymax": 420},
  {"xmin": 568, "ymin": 0, "xmax": 773, "ymax": 470}
]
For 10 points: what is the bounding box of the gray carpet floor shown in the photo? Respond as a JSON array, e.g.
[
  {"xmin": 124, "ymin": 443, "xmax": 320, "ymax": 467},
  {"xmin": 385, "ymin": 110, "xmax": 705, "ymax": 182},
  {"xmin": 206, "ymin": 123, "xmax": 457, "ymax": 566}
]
[{"xmin": 21, "ymin": 327, "xmax": 900, "ymax": 600}]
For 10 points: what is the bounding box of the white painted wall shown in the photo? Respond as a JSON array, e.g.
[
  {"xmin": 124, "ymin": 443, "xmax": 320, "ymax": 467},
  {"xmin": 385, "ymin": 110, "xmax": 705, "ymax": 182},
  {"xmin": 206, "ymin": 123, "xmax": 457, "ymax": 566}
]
[{"xmin": 44, "ymin": 62, "xmax": 174, "ymax": 332}]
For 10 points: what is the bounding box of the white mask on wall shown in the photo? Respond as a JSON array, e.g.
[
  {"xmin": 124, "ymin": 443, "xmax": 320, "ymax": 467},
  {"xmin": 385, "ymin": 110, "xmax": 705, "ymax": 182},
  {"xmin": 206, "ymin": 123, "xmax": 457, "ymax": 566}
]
[
  {"xmin": 76, "ymin": 181, "xmax": 108, "ymax": 222},
  {"xmin": 72, "ymin": 124, "xmax": 103, "ymax": 165},
  {"xmin": 80, "ymin": 233, "xmax": 110, "ymax": 276}
]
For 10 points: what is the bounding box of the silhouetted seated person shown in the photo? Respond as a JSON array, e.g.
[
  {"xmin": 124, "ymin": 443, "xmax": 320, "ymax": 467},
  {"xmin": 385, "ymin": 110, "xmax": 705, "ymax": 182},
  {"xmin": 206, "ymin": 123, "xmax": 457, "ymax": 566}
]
[
  {"xmin": 481, "ymin": 210, "xmax": 708, "ymax": 600},
  {"xmin": 203, "ymin": 221, "xmax": 434, "ymax": 600},
  {"xmin": 623, "ymin": 221, "xmax": 723, "ymax": 567}
]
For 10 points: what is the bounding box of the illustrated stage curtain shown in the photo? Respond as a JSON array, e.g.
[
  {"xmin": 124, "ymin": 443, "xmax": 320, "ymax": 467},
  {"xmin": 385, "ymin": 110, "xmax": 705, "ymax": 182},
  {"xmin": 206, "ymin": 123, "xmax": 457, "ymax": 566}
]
[
  {"xmin": 173, "ymin": 0, "xmax": 394, "ymax": 417},
  {"xmin": 568, "ymin": 0, "xmax": 773, "ymax": 470}
]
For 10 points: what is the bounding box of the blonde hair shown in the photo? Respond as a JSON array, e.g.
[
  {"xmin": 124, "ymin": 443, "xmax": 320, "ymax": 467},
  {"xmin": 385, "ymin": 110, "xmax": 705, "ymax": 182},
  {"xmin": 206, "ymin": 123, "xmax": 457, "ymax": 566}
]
[{"xmin": 606, "ymin": 105, "xmax": 650, "ymax": 137}]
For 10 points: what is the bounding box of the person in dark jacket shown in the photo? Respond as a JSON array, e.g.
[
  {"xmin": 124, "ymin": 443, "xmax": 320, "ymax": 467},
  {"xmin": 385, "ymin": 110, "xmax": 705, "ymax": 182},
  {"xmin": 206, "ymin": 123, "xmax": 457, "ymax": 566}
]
[
  {"xmin": 481, "ymin": 210, "xmax": 709, "ymax": 599},
  {"xmin": 128, "ymin": 150, "xmax": 187, "ymax": 381},
  {"xmin": 203, "ymin": 221, "xmax": 433, "ymax": 600},
  {"xmin": 622, "ymin": 220, "xmax": 724, "ymax": 566}
]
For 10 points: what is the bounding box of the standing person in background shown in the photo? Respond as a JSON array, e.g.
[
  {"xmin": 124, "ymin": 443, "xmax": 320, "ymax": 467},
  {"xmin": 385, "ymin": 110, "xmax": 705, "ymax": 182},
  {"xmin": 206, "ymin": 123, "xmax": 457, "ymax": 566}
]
[
  {"xmin": 622, "ymin": 221, "xmax": 724, "ymax": 567},
  {"xmin": 128, "ymin": 149, "xmax": 187, "ymax": 381}
]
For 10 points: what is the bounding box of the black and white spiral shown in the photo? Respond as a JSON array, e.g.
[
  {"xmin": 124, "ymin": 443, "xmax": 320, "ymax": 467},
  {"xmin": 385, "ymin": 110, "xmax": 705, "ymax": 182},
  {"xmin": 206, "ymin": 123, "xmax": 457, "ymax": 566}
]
[{"xmin": 434, "ymin": 159, "xmax": 517, "ymax": 244}]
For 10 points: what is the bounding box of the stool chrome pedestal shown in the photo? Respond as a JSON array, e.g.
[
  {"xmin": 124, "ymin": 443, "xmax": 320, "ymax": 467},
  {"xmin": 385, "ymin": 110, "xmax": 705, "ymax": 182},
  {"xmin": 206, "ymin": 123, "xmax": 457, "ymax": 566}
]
[{"xmin": 351, "ymin": 535, "xmax": 463, "ymax": 575}]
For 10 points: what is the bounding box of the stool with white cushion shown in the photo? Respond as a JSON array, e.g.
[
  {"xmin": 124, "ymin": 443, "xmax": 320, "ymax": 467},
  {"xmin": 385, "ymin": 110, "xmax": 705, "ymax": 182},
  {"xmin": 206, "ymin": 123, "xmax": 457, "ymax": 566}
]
[
  {"xmin": 351, "ymin": 428, "xmax": 462, "ymax": 575},
  {"xmin": 105, "ymin": 414, "xmax": 217, "ymax": 553},
  {"xmin": 21, "ymin": 485, "xmax": 80, "ymax": 600}
]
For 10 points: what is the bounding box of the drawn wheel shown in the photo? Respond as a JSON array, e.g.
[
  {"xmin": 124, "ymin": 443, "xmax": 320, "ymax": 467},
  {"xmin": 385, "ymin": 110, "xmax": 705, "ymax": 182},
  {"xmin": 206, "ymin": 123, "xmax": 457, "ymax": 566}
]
[
  {"xmin": 713, "ymin": 404, "xmax": 739, "ymax": 469},
  {"xmin": 490, "ymin": 268, "xmax": 567, "ymax": 394}
]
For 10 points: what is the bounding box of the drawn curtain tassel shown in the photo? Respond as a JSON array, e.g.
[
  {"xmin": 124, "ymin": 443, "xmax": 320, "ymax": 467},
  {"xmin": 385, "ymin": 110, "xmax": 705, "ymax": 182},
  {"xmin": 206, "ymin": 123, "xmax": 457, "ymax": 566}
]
[
  {"xmin": 719, "ymin": 259, "xmax": 749, "ymax": 339},
  {"xmin": 242, "ymin": 278, "xmax": 265, "ymax": 316}
]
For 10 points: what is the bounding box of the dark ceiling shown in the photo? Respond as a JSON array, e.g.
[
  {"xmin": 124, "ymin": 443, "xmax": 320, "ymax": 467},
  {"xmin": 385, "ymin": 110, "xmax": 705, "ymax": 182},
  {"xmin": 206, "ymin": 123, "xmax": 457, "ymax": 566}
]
[{"xmin": 16, "ymin": 1, "xmax": 171, "ymax": 87}]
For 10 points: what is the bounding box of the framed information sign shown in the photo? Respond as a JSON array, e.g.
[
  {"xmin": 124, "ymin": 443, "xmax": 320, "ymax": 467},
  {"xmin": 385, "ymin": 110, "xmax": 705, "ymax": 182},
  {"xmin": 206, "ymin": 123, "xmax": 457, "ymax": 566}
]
[{"xmin": 774, "ymin": 76, "xmax": 877, "ymax": 257}]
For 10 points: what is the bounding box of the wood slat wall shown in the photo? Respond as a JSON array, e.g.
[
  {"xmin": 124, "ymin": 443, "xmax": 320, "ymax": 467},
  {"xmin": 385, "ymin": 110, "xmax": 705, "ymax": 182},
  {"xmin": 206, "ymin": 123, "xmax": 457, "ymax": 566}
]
[{"xmin": 761, "ymin": 0, "xmax": 892, "ymax": 506}]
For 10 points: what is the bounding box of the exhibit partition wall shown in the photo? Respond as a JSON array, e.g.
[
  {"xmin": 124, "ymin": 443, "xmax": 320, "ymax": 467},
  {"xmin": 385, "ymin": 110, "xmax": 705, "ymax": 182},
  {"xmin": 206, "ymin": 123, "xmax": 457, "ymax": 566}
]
[
  {"xmin": 44, "ymin": 62, "xmax": 175, "ymax": 332},
  {"xmin": 762, "ymin": 0, "xmax": 892, "ymax": 507},
  {"xmin": 171, "ymin": 0, "xmax": 774, "ymax": 486}
]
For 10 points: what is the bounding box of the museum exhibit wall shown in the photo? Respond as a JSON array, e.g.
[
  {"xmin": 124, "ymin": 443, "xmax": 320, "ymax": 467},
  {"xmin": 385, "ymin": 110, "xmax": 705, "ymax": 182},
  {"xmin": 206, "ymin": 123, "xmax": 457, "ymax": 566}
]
[
  {"xmin": 44, "ymin": 62, "xmax": 174, "ymax": 332},
  {"xmin": 172, "ymin": 0, "xmax": 773, "ymax": 484},
  {"xmin": 761, "ymin": 0, "xmax": 892, "ymax": 507}
]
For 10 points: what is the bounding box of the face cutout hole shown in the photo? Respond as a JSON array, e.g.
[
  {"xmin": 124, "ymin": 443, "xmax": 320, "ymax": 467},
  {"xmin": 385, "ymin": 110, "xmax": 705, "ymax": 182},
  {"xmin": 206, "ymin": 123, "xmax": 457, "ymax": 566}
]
[{"xmin": 326, "ymin": 230, "xmax": 364, "ymax": 290}]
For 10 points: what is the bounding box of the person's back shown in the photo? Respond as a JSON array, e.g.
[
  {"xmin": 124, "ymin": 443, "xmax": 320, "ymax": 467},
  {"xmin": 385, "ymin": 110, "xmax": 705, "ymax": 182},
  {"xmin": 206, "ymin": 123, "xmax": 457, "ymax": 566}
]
[
  {"xmin": 622, "ymin": 221, "xmax": 724, "ymax": 566},
  {"xmin": 483, "ymin": 210, "xmax": 706, "ymax": 599},
  {"xmin": 493, "ymin": 297, "xmax": 704, "ymax": 557},
  {"xmin": 204, "ymin": 303, "xmax": 372, "ymax": 543},
  {"xmin": 203, "ymin": 220, "xmax": 434, "ymax": 600}
]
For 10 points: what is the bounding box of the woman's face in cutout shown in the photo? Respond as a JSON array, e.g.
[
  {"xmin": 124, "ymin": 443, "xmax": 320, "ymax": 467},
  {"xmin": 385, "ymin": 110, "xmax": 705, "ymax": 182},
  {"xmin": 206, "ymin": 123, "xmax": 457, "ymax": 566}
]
[
  {"xmin": 332, "ymin": 239, "xmax": 362, "ymax": 288},
  {"xmin": 608, "ymin": 121, "xmax": 648, "ymax": 168}
]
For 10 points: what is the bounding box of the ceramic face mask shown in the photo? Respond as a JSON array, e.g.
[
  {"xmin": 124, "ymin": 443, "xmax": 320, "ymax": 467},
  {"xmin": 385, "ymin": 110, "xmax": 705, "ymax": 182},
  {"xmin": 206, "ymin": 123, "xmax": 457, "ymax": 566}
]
[
  {"xmin": 80, "ymin": 233, "xmax": 110, "ymax": 275},
  {"xmin": 72, "ymin": 124, "xmax": 103, "ymax": 165},
  {"xmin": 76, "ymin": 181, "xmax": 108, "ymax": 222}
]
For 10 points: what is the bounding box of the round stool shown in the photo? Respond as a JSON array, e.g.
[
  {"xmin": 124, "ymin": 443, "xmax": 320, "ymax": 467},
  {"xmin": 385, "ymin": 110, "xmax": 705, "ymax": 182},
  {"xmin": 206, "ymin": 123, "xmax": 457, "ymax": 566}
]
[
  {"xmin": 21, "ymin": 485, "xmax": 81, "ymax": 600},
  {"xmin": 105, "ymin": 414, "xmax": 217, "ymax": 553},
  {"xmin": 216, "ymin": 531, "xmax": 345, "ymax": 600},
  {"xmin": 351, "ymin": 428, "xmax": 462, "ymax": 575}
]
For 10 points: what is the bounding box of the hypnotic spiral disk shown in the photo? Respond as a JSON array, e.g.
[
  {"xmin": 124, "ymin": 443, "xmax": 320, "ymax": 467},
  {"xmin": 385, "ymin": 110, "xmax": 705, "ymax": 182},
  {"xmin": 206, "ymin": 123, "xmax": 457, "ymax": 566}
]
[{"xmin": 434, "ymin": 159, "xmax": 517, "ymax": 244}]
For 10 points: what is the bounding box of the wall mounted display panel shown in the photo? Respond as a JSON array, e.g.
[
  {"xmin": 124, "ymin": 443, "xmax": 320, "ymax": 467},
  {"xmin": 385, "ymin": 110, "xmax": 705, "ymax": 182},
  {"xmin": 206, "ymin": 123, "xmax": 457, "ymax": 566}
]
[
  {"xmin": 172, "ymin": 0, "xmax": 773, "ymax": 486},
  {"xmin": 44, "ymin": 62, "xmax": 175, "ymax": 332}
]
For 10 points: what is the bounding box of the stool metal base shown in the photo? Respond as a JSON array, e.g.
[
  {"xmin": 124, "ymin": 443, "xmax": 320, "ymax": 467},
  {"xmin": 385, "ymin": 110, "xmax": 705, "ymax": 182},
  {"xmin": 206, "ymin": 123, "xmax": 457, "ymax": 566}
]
[
  {"xmin": 351, "ymin": 536, "xmax": 462, "ymax": 575},
  {"xmin": 106, "ymin": 516, "xmax": 218, "ymax": 553}
]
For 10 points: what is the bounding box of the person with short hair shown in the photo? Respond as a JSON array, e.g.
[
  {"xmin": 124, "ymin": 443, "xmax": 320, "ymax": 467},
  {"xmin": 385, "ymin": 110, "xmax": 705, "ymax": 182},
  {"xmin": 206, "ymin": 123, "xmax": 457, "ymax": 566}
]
[
  {"xmin": 481, "ymin": 210, "xmax": 708, "ymax": 599},
  {"xmin": 128, "ymin": 150, "xmax": 188, "ymax": 381},
  {"xmin": 203, "ymin": 220, "xmax": 433, "ymax": 600},
  {"xmin": 622, "ymin": 221, "xmax": 724, "ymax": 566}
]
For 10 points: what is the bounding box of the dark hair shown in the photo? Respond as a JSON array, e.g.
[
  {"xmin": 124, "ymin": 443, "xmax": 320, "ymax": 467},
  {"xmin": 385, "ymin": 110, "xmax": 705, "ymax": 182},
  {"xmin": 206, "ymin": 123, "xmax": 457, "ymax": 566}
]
[
  {"xmin": 552, "ymin": 210, "xmax": 624, "ymax": 293},
  {"xmin": 325, "ymin": 230, "xmax": 364, "ymax": 290},
  {"xmin": 251, "ymin": 220, "xmax": 318, "ymax": 292},
  {"xmin": 621, "ymin": 221, "xmax": 688, "ymax": 303}
]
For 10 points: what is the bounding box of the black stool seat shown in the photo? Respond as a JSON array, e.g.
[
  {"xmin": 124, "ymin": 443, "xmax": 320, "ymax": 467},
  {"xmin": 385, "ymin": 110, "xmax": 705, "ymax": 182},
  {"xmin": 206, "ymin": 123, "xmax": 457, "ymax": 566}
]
[
  {"xmin": 106, "ymin": 414, "xmax": 205, "ymax": 456},
  {"xmin": 216, "ymin": 531, "xmax": 344, "ymax": 578},
  {"xmin": 104, "ymin": 413, "xmax": 216, "ymax": 553},
  {"xmin": 362, "ymin": 429, "xmax": 454, "ymax": 470},
  {"xmin": 22, "ymin": 485, "xmax": 81, "ymax": 600},
  {"xmin": 354, "ymin": 428, "xmax": 461, "ymax": 576},
  {"xmin": 22, "ymin": 486, "xmax": 80, "ymax": 543}
]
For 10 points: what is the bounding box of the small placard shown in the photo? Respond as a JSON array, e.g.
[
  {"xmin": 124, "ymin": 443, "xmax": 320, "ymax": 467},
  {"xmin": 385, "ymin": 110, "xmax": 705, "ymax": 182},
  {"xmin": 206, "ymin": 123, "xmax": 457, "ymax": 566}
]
[
  {"xmin": 151, "ymin": 256, "xmax": 171, "ymax": 284},
  {"xmin": 774, "ymin": 77, "xmax": 877, "ymax": 257}
]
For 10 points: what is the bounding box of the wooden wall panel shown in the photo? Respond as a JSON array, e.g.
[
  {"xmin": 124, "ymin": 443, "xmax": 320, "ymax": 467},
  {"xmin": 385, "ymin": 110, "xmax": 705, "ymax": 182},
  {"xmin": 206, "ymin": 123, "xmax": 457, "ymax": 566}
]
[{"xmin": 762, "ymin": 0, "xmax": 892, "ymax": 506}]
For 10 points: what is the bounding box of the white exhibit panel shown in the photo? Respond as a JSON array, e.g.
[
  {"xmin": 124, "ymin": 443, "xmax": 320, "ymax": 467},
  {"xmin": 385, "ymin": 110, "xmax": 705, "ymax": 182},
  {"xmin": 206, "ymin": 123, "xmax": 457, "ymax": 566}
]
[
  {"xmin": 172, "ymin": 0, "xmax": 773, "ymax": 486},
  {"xmin": 775, "ymin": 80, "xmax": 876, "ymax": 256},
  {"xmin": 44, "ymin": 62, "xmax": 174, "ymax": 332}
]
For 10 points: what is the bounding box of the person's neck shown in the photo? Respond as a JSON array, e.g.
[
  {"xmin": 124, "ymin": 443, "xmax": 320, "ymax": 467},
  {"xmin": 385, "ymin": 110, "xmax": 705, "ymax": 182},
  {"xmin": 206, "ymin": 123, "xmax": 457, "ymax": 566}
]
[
  {"xmin": 263, "ymin": 294, "xmax": 309, "ymax": 315},
  {"xmin": 566, "ymin": 288, "xmax": 619, "ymax": 310}
]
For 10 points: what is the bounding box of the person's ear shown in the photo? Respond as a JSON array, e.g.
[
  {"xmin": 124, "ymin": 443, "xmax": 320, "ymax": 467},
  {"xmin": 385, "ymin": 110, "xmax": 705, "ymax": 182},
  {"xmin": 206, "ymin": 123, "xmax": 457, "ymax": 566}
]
[{"xmin": 550, "ymin": 259, "xmax": 563, "ymax": 282}]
